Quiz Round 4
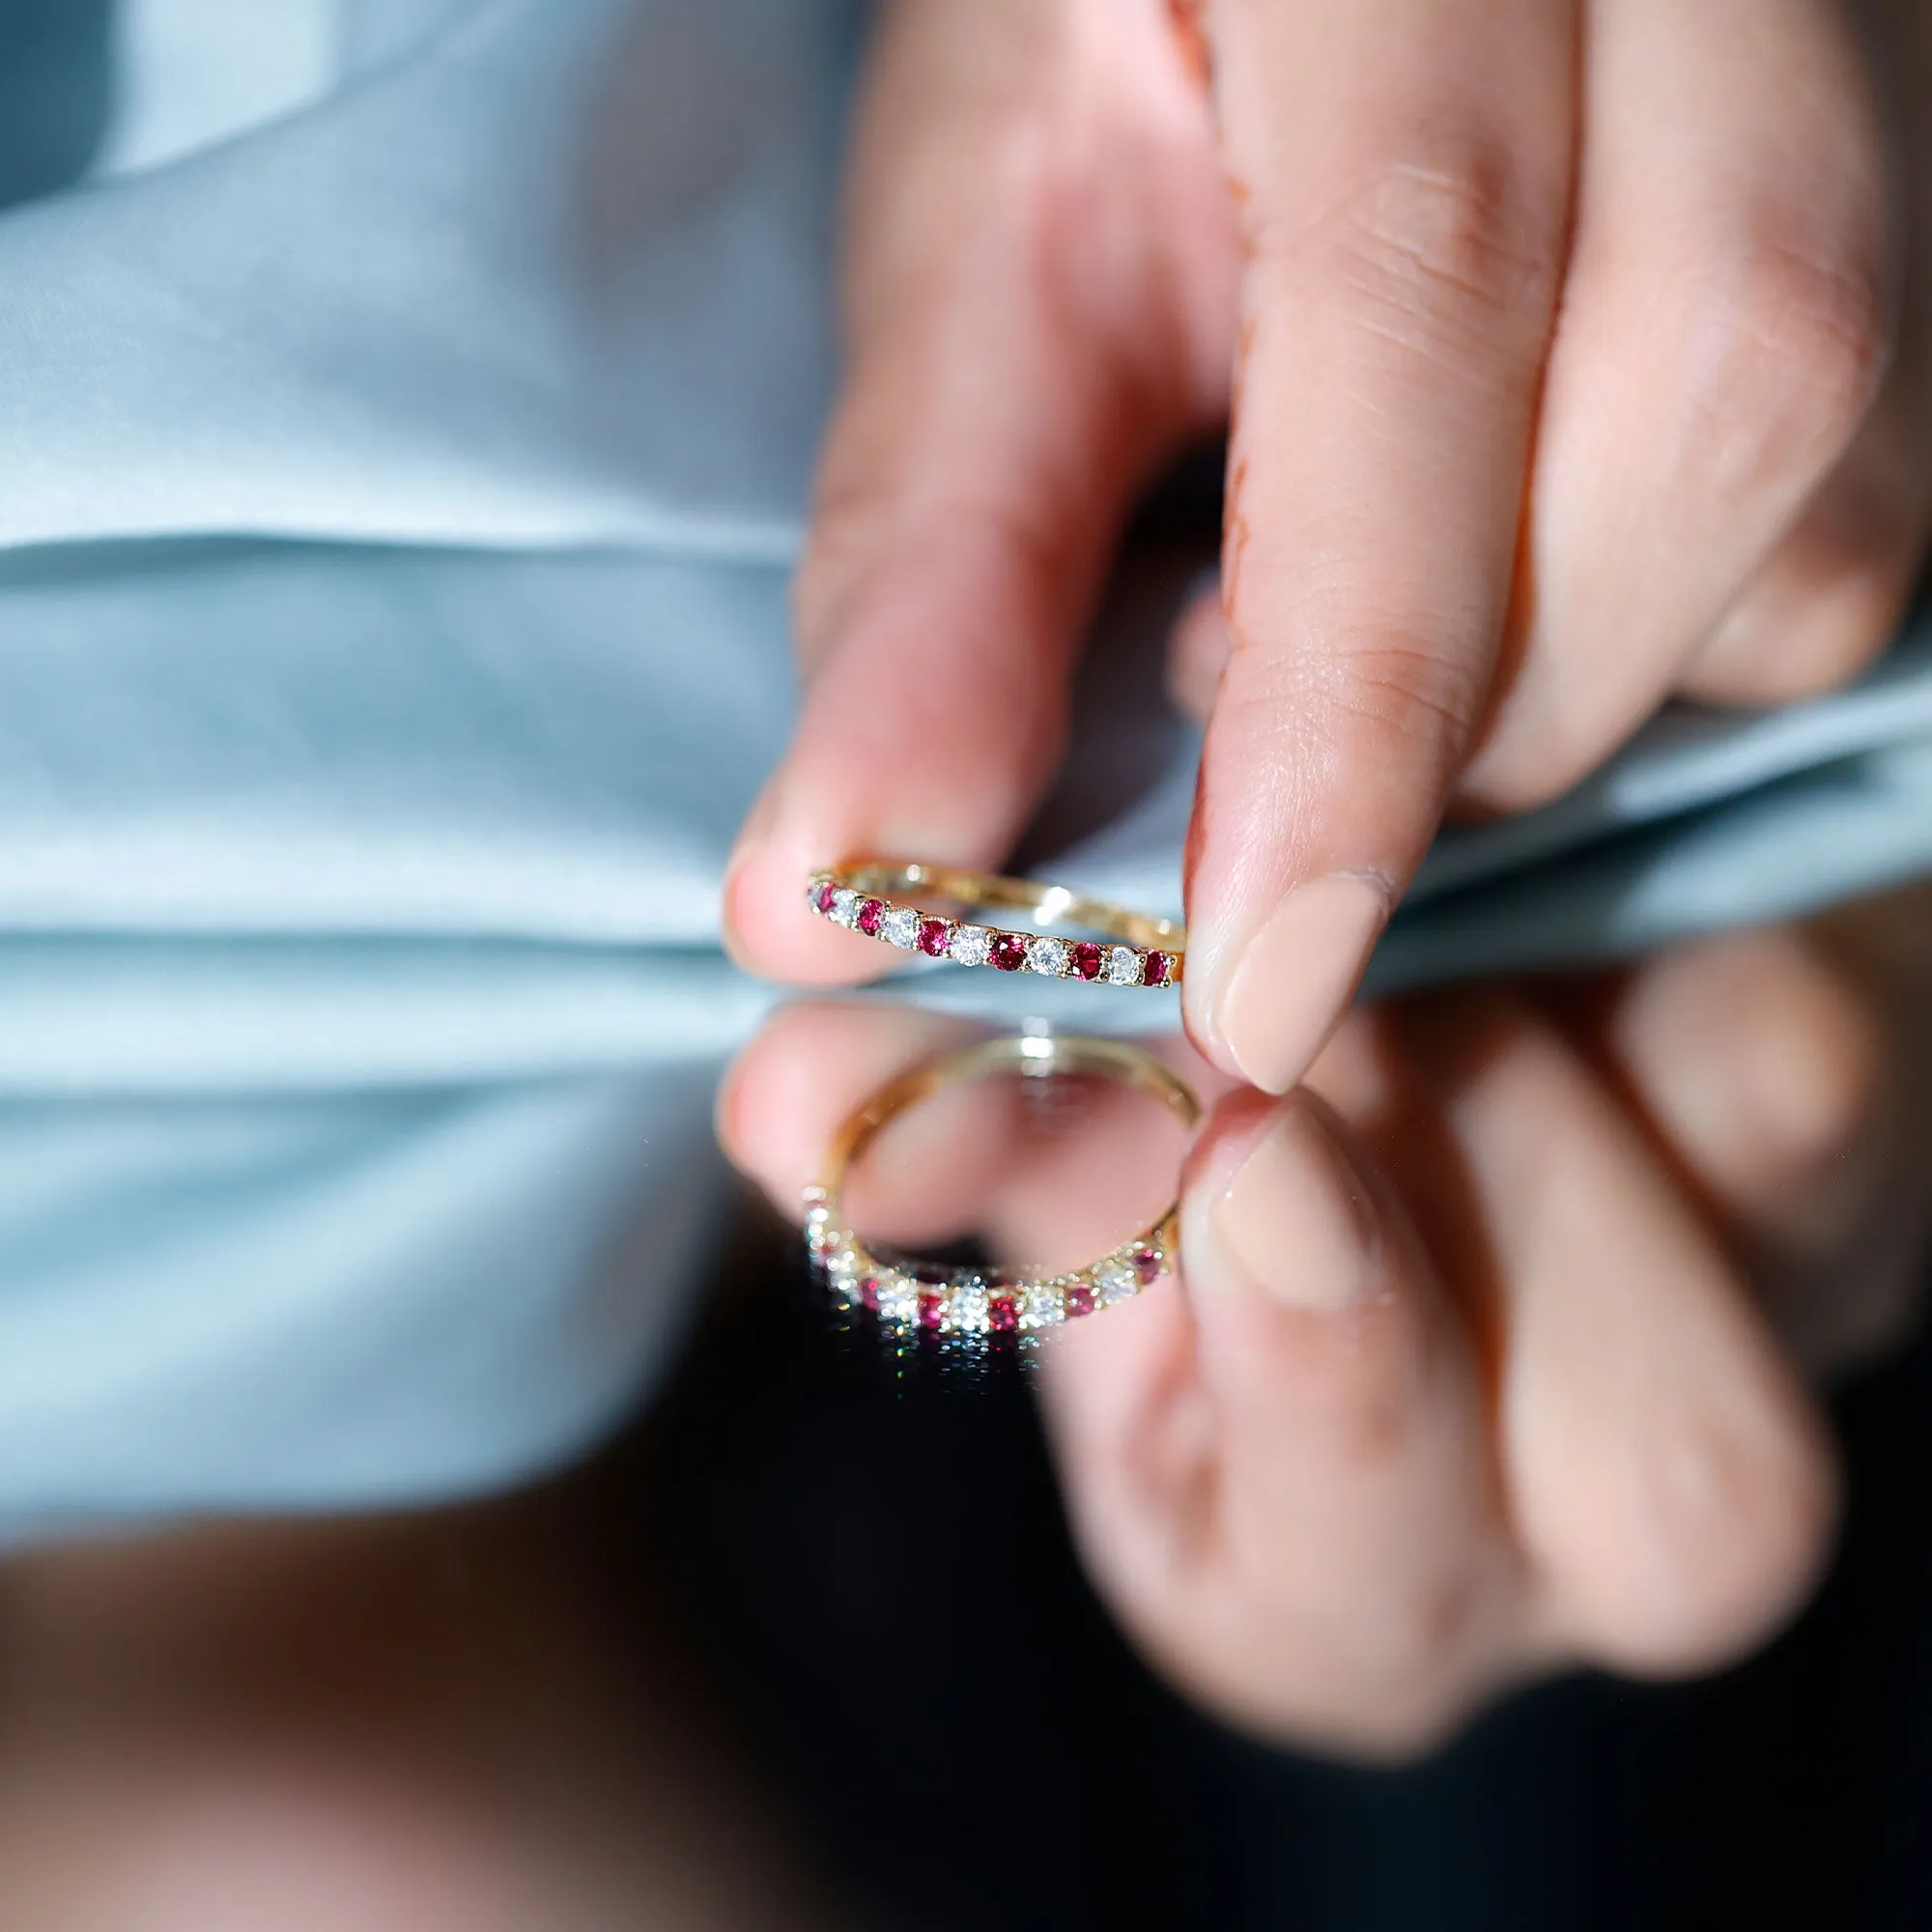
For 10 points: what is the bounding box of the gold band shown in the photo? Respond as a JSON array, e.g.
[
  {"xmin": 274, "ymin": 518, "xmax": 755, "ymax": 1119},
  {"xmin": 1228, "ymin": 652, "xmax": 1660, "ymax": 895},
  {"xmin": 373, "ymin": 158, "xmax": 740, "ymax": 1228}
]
[
  {"xmin": 804, "ymin": 1031, "xmax": 1200, "ymax": 1336},
  {"xmin": 807, "ymin": 860, "xmax": 1184, "ymax": 987}
]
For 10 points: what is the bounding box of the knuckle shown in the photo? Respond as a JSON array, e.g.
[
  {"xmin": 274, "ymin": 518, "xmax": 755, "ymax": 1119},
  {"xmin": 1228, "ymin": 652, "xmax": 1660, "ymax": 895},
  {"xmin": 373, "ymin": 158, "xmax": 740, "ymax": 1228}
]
[
  {"xmin": 1664, "ymin": 199, "xmax": 1893, "ymax": 487},
  {"xmin": 1278, "ymin": 136, "xmax": 1565, "ymax": 347},
  {"xmin": 1311, "ymin": 631, "xmax": 1492, "ymax": 761}
]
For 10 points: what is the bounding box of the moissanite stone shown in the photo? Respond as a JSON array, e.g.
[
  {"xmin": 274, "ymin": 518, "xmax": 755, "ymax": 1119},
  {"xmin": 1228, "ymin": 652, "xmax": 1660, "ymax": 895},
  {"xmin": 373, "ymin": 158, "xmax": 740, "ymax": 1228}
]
[
  {"xmin": 951, "ymin": 924, "xmax": 993, "ymax": 967},
  {"xmin": 1106, "ymin": 946, "xmax": 1143, "ymax": 986},
  {"xmin": 881, "ymin": 905, "xmax": 922, "ymax": 949},
  {"xmin": 947, "ymin": 1279, "xmax": 991, "ymax": 1334},
  {"xmin": 1019, "ymin": 1283, "xmax": 1065, "ymax": 1330},
  {"xmin": 874, "ymin": 1272, "xmax": 920, "ymax": 1323},
  {"xmin": 1095, "ymin": 1260, "xmax": 1140, "ymax": 1306},
  {"xmin": 1027, "ymin": 935, "xmax": 1070, "ymax": 977},
  {"xmin": 830, "ymin": 888, "xmax": 862, "ymax": 926}
]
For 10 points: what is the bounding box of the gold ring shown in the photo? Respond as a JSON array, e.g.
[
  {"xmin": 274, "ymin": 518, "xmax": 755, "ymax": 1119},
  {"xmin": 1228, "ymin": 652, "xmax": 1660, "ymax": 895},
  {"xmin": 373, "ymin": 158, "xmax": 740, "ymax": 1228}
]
[
  {"xmin": 806, "ymin": 860, "xmax": 1183, "ymax": 987},
  {"xmin": 803, "ymin": 1031, "xmax": 1200, "ymax": 1335}
]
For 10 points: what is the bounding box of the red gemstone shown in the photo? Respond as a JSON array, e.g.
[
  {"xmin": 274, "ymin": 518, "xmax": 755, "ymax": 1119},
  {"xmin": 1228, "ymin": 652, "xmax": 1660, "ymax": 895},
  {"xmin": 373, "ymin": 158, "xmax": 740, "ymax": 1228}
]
[
  {"xmin": 856, "ymin": 897, "xmax": 885, "ymax": 936},
  {"xmin": 860, "ymin": 1276, "xmax": 880, "ymax": 1311},
  {"xmin": 918, "ymin": 1289, "xmax": 946, "ymax": 1331},
  {"xmin": 1145, "ymin": 951, "xmax": 1174, "ymax": 987},
  {"xmin": 1132, "ymin": 1247, "xmax": 1162, "ymax": 1284},
  {"xmin": 813, "ymin": 880, "xmax": 838, "ymax": 915},
  {"xmin": 917, "ymin": 917, "xmax": 951, "ymax": 957},
  {"xmin": 988, "ymin": 931, "xmax": 1028, "ymax": 972},
  {"xmin": 1065, "ymin": 1282, "xmax": 1095, "ymax": 1319},
  {"xmin": 988, "ymin": 1291, "xmax": 1018, "ymax": 1333},
  {"xmin": 1070, "ymin": 941, "xmax": 1103, "ymax": 981}
]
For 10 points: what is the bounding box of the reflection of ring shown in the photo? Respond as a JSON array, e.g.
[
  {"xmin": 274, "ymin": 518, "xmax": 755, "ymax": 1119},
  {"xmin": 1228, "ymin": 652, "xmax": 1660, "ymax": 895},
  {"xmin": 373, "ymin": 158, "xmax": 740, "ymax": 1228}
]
[
  {"xmin": 806, "ymin": 860, "xmax": 1183, "ymax": 987},
  {"xmin": 804, "ymin": 1031, "xmax": 1200, "ymax": 1335}
]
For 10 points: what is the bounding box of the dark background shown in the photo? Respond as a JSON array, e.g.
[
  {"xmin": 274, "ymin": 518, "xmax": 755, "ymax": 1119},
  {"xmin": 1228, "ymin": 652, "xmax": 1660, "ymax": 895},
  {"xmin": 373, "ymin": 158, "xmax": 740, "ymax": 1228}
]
[{"xmin": 627, "ymin": 1207, "xmax": 1932, "ymax": 1932}]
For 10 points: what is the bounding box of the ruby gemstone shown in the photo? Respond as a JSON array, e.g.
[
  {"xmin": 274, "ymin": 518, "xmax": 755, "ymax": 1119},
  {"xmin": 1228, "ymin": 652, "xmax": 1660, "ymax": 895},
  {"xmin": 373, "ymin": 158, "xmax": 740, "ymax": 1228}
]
[
  {"xmin": 1145, "ymin": 951, "xmax": 1174, "ymax": 987},
  {"xmin": 918, "ymin": 1289, "xmax": 946, "ymax": 1331},
  {"xmin": 988, "ymin": 932, "xmax": 1028, "ymax": 972},
  {"xmin": 813, "ymin": 880, "xmax": 838, "ymax": 915},
  {"xmin": 988, "ymin": 1292, "xmax": 1018, "ymax": 1333},
  {"xmin": 860, "ymin": 1276, "xmax": 880, "ymax": 1311},
  {"xmin": 917, "ymin": 917, "xmax": 951, "ymax": 957},
  {"xmin": 1131, "ymin": 1247, "xmax": 1161, "ymax": 1284},
  {"xmin": 856, "ymin": 897, "xmax": 885, "ymax": 936},
  {"xmin": 1065, "ymin": 1282, "xmax": 1095, "ymax": 1319},
  {"xmin": 1070, "ymin": 941, "xmax": 1103, "ymax": 981}
]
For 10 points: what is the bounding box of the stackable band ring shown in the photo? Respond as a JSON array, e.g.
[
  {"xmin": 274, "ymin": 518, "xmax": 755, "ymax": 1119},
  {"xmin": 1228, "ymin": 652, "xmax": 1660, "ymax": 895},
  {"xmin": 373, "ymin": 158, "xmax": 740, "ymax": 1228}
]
[
  {"xmin": 804, "ymin": 1031, "xmax": 1199, "ymax": 1336},
  {"xmin": 806, "ymin": 860, "xmax": 1184, "ymax": 987}
]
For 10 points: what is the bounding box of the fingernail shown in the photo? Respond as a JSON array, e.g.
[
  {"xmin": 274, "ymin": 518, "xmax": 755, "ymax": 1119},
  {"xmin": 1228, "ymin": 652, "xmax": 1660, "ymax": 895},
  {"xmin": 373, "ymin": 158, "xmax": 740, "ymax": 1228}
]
[
  {"xmin": 1199, "ymin": 1103, "xmax": 1378, "ymax": 1310},
  {"xmin": 1213, "ymin": 874, "xmax": 1387, "ymax": 1094}
]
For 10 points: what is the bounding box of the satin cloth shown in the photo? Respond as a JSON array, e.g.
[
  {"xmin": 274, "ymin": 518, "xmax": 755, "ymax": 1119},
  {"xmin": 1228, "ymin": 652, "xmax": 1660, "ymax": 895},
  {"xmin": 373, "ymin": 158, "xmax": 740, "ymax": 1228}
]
[{"xmin": 3, "ymin": 0, "xmax": 1929, "ymax": 1541}]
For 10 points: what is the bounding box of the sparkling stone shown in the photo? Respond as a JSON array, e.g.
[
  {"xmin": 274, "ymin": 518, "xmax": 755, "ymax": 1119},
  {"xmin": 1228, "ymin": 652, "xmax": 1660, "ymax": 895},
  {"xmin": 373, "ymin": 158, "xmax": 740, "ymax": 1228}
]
[
  {"xmin": 874, "ymin": 1272, "xmax": 920, "ymax": 1324},
  {"xmin": 1019, "ymin": 1283, "xmax": 1065, "ymax": 1330},
  {"xmin": 1132, "ymin": 1245, "xmax": 1163, "ymax": 1284},
  {"xmin": 951, "ymin": 924, "xmax": 992, "ymax": 967},
  {"xmin": 828, "ymin": 1263, "xmax": 867, "ymax": 1308},
  {"xmin": 917, "ymin": 1288, "xmax": 947, "ymax": 1331},
  {"xmin": 1145, "ymin": 951, "xmax": 1175, "ymax": 987},
  {"xmin": 917, "ymin": 917, "xmax": 952, "ymax": 957},
  {"xmin": 1026, "ymin": 935, "xmax": 1070, "ymax": 977},
  {"xmin": 859, "ymin": 1276, "xmax": 880, "ymax": 1312},
  {"xmin": 830, "ymin": 887, "xmax": 862, "ymax": 926},
  {"xmin": 856, "ymin": 897, "xmax": 886, "ymax": 936},
  {"xmin": 988, "ymin": 1290, "xmax": 1020, "ymax": 1333},
  {"xmin": 1106, "ymin": 946, "xmax": 1144, "ymax": 987},
  {"xmin": 1095, "ymin": 1260, "xmax": 1140, "ymax": 1306},
  {"xmin": 881, "ymin": 905, "xmax": 922, "ymax": 949},
  {"xmin": 816, "ymin": 879, "xmax": 839, "ymax": 915},
  {"xmin": 947, "ymin": 1279, "xmax": 991, "ymax": 1334},
  {"xmin": 988, "ymin": 931, "xmax": 1028, "ymax": 973},
  {"xmin": 1065, "ymin": 1280, "xmax": 1096, "ymax": 1319},
  {"xmin": 1069, "ymin": 941, "xmax": 1103, "ymax": 981}
]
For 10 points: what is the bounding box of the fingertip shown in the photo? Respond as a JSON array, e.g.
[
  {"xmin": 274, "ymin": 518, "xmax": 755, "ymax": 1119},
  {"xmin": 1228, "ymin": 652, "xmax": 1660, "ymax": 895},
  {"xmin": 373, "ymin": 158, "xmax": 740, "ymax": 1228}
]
[
  {"xmin": 721, "ymin": 812, "xmax": 900, "ymax": 986},
  {"xmin": 1183, "ymin": 872, "xmax": 1390, "ymax": 1094}
]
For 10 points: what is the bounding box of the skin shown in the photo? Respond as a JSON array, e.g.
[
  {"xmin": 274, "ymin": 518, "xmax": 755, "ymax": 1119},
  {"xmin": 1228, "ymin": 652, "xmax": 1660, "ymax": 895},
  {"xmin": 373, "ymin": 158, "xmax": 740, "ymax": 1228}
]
[
  {"xmin": 723, "ymin": 0, "xmax": 1932, "ymax": 1090},
  {"xmin": 715, "ymin": 0, "xmax": 1932, "ymax": 1749},
  {"xmin": 721, "ymin": 895, "xmax": 1932, "ymax": 1756}
]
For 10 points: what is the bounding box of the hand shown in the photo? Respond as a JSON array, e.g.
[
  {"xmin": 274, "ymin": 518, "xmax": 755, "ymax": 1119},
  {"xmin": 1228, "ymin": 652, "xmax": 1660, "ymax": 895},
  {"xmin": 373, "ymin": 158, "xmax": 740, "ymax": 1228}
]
[
  {"xmin": 719, "ymin": 896, "xmax": 1932, "ymax": 1755},
  {"xmin": 723, "ymin": 0, "xmax": 1932, "ymax": 1096}
]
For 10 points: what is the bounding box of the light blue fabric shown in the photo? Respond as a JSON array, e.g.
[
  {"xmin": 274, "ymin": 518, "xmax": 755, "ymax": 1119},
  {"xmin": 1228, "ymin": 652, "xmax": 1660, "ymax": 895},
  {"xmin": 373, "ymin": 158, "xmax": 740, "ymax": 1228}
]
[{"xmin": 1, "ymin": 0, "xmax": 1928, "ymax": 1539}]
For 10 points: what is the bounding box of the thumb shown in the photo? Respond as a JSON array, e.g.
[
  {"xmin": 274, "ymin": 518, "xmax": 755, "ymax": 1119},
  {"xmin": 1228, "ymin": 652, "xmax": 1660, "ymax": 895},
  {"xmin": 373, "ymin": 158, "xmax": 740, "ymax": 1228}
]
[{"xmin": 723, "ymin": 0, "xmax": 1233, "ymax": 981}]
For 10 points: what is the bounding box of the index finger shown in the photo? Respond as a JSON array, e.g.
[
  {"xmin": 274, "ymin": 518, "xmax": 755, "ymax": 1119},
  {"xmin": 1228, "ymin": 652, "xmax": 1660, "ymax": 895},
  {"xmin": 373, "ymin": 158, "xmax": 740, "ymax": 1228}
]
[{"xmin": 1183, "ymin": 0, "xmax": 1577, "ymax": 1089}]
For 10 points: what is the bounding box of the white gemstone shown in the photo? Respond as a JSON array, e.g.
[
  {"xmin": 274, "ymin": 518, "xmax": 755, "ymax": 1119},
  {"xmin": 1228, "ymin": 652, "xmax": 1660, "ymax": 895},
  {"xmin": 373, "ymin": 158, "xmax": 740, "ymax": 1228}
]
[
  {"xmin": 1107, "ymin": 946, "xmax": 1144, "ymax": 986},
  {"xmin": 947, "ymin": 1279, "xmax": 991, "ymax": 1335},
  {"xmin": 1095, "ymin": 1260, "xmax": 1140, "ymax": 1306},
  {"xmin": 828, "ymin": 1254, "xmax": 866, "ymax": 1305},
  {"xmin": 881, "ymin": 905, "xmax": 922, "ymax": 949},
  {"xmin": 951, "ymin": 924, "xmax": 993, "ymax": 967},
  {"xmin": 1019, "ymin": 1283, "xmax": 1065, "ymax": 1330},
  {"xmin": 831, "ymin": 887, "xmax": 862, "ymax": 927},
  {"xmin": 873, "ymin": 1271, "xmax": 919, "ymax": 1324},
  {"xmin": 1027, "ymin": 935, "xmax": 1070, "ymax": 977}
]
